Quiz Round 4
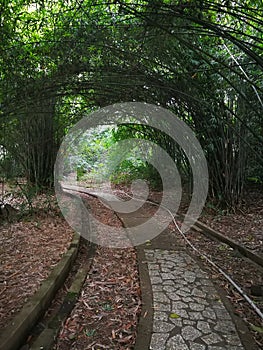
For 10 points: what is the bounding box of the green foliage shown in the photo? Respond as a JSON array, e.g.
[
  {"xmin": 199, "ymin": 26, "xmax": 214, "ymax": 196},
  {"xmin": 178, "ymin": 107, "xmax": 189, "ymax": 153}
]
[
  {"xmin": 1, "ymin": 0, "xmax": 263, "ymax": 207},
  {"xmin": 66, "ymin": 126, "xmax": 115, "ymax": 181},
  {"xmin": 0, "ymin": 154, "xmax": 21, "ymax": 180},
  {"xmin": 111, "ymin": 160, "xmax": 162, "ymax": 190},
  {"xmin": 246, "ymin": 177, "xmax": 262, "ymax": 184}
]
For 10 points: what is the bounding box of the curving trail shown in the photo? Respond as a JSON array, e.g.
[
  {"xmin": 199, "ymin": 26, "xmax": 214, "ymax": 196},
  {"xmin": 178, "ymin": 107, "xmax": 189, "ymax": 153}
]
[{"xmin": 3, "ymin": 184, "xmax": 261, "ymax": 349}]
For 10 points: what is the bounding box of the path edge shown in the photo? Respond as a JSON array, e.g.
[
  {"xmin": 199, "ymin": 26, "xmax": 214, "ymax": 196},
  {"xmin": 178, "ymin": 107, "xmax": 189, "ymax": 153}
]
[
  {"xmin": 133, "ymin": 246, "xmax": 153, "ymax": 350},
  {"xmin": 0, "ymin": 232, "xmax": 80, "ymax": 350}
]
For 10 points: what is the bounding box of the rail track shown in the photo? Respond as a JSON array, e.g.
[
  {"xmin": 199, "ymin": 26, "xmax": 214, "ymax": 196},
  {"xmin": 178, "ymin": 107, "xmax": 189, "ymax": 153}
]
[{"xmin": 1, "ymin": 184, "xmax": 262, "ymax": 349}]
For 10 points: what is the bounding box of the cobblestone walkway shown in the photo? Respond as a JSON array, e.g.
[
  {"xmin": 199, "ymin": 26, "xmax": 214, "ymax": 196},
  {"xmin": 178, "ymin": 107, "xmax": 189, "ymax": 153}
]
[{"xmin": 145, "ymin": 249, "xmax": 245, "ymax": 350}]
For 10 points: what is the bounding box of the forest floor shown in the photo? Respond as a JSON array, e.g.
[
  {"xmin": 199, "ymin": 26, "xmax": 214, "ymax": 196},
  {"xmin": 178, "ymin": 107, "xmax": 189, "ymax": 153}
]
[
  {"xmin": 0, "ymin": 185, "xmax": 262, "ymax": 348},
  {"xmin": 0, "ymin": 194, "xmax": 74, "ymax": 329}
]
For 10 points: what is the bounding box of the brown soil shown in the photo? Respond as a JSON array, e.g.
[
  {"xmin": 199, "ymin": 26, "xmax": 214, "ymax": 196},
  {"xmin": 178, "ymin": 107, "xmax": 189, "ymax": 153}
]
[
  {"xmin": 54, "ymin": 193, "xmax": 141, "ymax": 350},
  {"xmin": 0, "ymin": 212, "xmax": 74, "ymax": 329}
]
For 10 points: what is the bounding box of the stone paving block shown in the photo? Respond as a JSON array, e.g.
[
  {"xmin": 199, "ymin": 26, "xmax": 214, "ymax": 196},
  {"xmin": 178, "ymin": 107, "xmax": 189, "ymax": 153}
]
[
  {"xmin": 189, "ymin": 311, "xmax": 204, "ymax": 320},
  {"xmin": 191, "ymin": 287, "xmax": 207, "ymax": 298},
  {"xmin": 189, "ymin": 342, "xmax": 206, "ymax": 350},
  {"xmin": 145, "ymin": 249, "xmax": 245, "ymax": 350},
  {"xmin": 151, "ymin": 276, "xmax": 163, "ymax": 284},
  {"xmin": 182, "ymin": 325, "xmax": 202, "ymax": 341},
  {"xmin": 152, "ymin": 284, "xmax": 163, "ymax": 292},
  {"xmin": 153, "ymin": 321, "xmax": 175, "ymax": 333},
  {"xmin": 202, "ymin": 308, "xmax": 217, "ymax": 320},
  {"xmin": 182, "ymin": 296, "xmax": 195, "ymax": 303},
  {"xmin": 153, "ymin": 302, "xmax": 171, "ymax": 311},
  {"xmin": 164, "ymin": 263, "xmax": 176, "ymax": 268},
  {"xmin": 189, "ymin": 302, "xmax": 205, "ymax": 311},
  {"xmin": 149, "ymin": 269, "xmax": 161, "ymax": 277},
  {"xmin": 207, "ymin": 346, "xmax": 244, "ymax": 350},
  {"xmin": 154, "ymin": 311, "xmax": 168, "ymax": 321},
  {"xmin": 166, "ymin": 335, "xmax": 189, "ymax": 350},
  {"xmin": 193, "ymin": 297, "xmax": 209, "ymax": 305},
  {"xmin": 166, "ymin": 292, "xmax": 181, "ymax": 301},
  {"xmin": 184, "ymin": 271, "xmax": 196, "ymax": 283},
  {"xmin": 163, "ymin": 280, "xmax": 175, "ymax": 286},
  {"xmin": 177, "ymin": 289, "xmax": 191, "ymax": 297},
  {"xmin": 181, "ymin": 286, "xmax": 192, "ymax": 293},
  {"xmin": 148, "ymin": 263, "xmax": 160, "ymax": 270},
  {"xmin": 161, "ymin": 272, "xmax": 175, "ymax": 279},
  {"xmin": 183, "ymin": 319, "xmax": 196, "ymax": 325},
  {"xmin": 197, "ymin": 320, "xmax": 212, "ymax": 334},
  {"xmin": 153, "ymin": 292, "xmax": 170, "ymax": 303},
  {"xmin": 145, "ymin": 252, "xmax": 154, "ymax": 258},
  {"xmin": 171, "ymin": 308, "xmax": 189, "ymax": 318},
  {"xmin": 163, "ymin": 285, "xmax": 176, "ymax": 293},
  {"xmin": 201, "ymin": 332, "xmax": 223, "ymax": 345},
  {"xmin": 177, "ymin": 279, "xmax": 189, "ymax": 286},
  {"xmin": 170, "ymin": 318, "xmax": 183, "ymax": 327},
  {"xmin": 172, "ymin": 301, "xmax": 188, "ymax": 309},
  {"xmin": 161, "ymin": 267, "xmax": 172, "ymax": 273},
  {"xmin": 150, "ymin": 333, "xmax": 169, "ymax": 350}
]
